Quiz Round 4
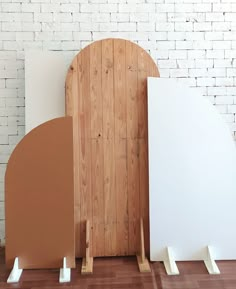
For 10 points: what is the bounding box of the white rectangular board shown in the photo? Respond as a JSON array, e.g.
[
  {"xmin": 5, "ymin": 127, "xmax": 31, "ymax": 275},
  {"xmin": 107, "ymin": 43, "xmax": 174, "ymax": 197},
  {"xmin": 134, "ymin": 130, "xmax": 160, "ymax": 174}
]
[
  {"xmin": 148, "ymin": 77, "xmax": 236, "ymax": 262},
  {"xmin": 25, "ymin": 51, "xmax": 67, "ymax": 133}
]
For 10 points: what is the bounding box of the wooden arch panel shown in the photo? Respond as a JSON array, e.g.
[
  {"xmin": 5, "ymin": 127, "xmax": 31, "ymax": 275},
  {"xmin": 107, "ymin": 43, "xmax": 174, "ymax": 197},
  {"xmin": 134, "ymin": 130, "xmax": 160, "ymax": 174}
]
[
  {"xmin": 66, "ymin": 38, "xmax": 159, "ymax": 257},
  {"xmin": 5, "ymin": 117, "xmax": 75, "ymax": 269}
]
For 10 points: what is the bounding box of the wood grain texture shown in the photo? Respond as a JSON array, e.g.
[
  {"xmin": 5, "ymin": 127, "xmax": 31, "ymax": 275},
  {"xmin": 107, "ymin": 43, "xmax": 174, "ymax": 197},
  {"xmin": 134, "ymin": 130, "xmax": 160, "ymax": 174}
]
[
  {"xmin": 65, "ymin": 38, "xmax": 159, "ymax": 257},
  {"xmin": 81, "ymin": 220, "xmax": 93, "ymax": 274},
  {"xmin": 66, "ymin": 58, "xmax": 81, "ymax": 257},
  {"xmin": 78, "ymin": 47, "xmax": 92, "ymax": 257},
  {"xmin": 91, "ymin": 139, "xmax": 104, "ymax": 256},
  {"xmin": 90, "ymin": 41, "xmax": 104, "ymax": 257},
  {"xmin": 5, "ymin": 117, "xmax": 75, "ymax": 269},
  {"xmin": 90, "ymin": 41, "xmax": 102, "ymax": 139},
  {"xmin": 104, "ymin": 139, "xmax": 116, "ymax": 256},
  {"xmin": 114, "ymin": 39, "xmax": 126, "ymax": 139},
  {"xmin": 127, "ymin": 139, "xmax": 139, "ymax": 255},
  {"xmin": 115, "ymin": 139, "xmax": 128, "ymax": 256},
  {"xmin": 139, "ymin": 139, "xmax": 150, "ymax": 254},
  {"xmin": 126, "ymin": 40, "xmax": 138, "ymax": 139},
  {"xmin": 101, "ymin": 40, "xmax": 116, "ymax": 256}
]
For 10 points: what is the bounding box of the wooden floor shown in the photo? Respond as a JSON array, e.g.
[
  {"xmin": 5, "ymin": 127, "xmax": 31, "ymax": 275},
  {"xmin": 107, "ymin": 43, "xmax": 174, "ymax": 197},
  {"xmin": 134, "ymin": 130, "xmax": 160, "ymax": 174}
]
[{"xmin": 1, "ymin": 247, "xmax": 236, "ymax": 289}]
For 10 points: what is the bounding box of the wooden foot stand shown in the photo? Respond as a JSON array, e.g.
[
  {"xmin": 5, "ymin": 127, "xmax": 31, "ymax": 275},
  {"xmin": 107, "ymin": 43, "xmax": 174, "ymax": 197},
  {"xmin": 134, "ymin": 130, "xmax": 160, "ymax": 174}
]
[
  {"xmin": 81, "ymin": 220, "xmax": 93, "ymax": 274},
  {"xmin": 136, "ymin": 218, "xmax": 151, "ymax": 272}
]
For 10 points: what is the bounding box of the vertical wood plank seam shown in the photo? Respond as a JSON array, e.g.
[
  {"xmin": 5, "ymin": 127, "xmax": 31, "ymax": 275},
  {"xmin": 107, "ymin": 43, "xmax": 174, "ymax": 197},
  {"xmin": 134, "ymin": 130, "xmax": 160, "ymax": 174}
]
[
  {"xmin": 102, "ymin": 40, "xmax": 105, "ymax": 256},
  {"xmin": 90, "ymin": 45, "xmax": 94, "ymax": 257},
  {"xmin": 136, "ymin": 45, "xmax": 141, "ymax": 256},
  {"xmin": 125, "ymin": 40, "xmax": 130, "ymax": 254},
  {"xmin": 137, "ymin": 52, "xmax": 143, "ymax": 252},
  {"xmin": 125, "ymin": 41, "xmax": 128, "ymax": 254},
  {"xmin": 101, "ymin": 41, "xmax": 105, "ymax": 255},
  {"xmin": 88, "ymin": 47, "xmax": 92, "ymax": 257},
  {"xmin": 75, "ymin": 56, "xmax": 81, "ymax": 256},
  {"xmin": 100, "ymin": 40, "xmax": 105, "ymax": 255},
  {"xmin": 101, "ymin": 40, "xmax": 103, "ymax": 239},
  {"xmin": 112, "ymin": 39, "xmax": 117, "ymax": 255}
]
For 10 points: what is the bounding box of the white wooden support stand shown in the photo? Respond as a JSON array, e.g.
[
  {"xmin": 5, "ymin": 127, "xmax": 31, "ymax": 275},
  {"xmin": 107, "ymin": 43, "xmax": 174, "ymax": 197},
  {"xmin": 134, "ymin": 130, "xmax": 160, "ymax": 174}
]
[
  {"xmin": 7, "ymin": 257, "xmax": 23, "ymax": 283},
  {"xmin": 204, "ymin": 246, "xmax": 220, "ymax": 275},
  {"xmin": 59, "ymin": 257, "xmax": 71, "ymax": 283},
  {"xmin": 163, "ymin": 247, "xmax": 179, "ymax": 275}
]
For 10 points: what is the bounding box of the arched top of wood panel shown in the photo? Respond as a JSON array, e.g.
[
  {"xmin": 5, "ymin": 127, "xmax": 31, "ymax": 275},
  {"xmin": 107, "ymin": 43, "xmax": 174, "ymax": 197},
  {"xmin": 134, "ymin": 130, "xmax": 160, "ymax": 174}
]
[
  {"xmin": 65, "ymin": 38, "xmax": 160, "ymax": 117},
  {"xmin": 5, "ymin": 117, "xmax": 75, "ymax": 269}
]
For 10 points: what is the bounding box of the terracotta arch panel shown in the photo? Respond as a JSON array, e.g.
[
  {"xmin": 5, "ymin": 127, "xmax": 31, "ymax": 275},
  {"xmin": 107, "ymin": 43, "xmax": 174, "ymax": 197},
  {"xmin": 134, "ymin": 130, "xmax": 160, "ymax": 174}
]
[
  {"xmin": 66, "ymin": 38, "xmax": 159, "ymax": 257},
  {"xmin": 5, "ymin": 117, "xmax": 75, "ymax": 269}
]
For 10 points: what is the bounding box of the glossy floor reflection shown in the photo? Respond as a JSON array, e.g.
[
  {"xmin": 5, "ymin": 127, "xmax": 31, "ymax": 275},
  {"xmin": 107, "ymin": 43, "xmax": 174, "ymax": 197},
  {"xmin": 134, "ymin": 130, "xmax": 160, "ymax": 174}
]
[{"xmin": 1, "ymin": 247, "xmax": 236, "ymax": 289}]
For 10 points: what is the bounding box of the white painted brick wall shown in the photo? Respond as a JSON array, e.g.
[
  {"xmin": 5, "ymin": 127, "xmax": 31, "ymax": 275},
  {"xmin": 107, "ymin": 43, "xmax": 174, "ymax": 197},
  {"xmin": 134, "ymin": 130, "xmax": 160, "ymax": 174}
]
[{"xmin": 0, "ymin": 0, "xmax": 236, "ymax": 244}]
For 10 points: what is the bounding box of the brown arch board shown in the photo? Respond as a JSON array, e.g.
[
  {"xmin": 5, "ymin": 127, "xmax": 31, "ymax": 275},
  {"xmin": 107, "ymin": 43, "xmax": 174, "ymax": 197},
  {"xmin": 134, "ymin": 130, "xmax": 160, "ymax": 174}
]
[
  {"xmin": 66, "ymin": 38, "xmax": 159, "ymax": 257},
  {"xmin": 5, "ymin": 117, "xmax": 75, "ymax": 269}
]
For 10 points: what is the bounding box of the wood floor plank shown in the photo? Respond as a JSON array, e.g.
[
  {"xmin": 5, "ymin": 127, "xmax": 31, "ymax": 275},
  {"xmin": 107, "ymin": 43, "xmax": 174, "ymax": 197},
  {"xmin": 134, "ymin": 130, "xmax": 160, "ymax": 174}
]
[{"xmin": 2, "ymin": 248, "xmax": 236, "ymax": 289}]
